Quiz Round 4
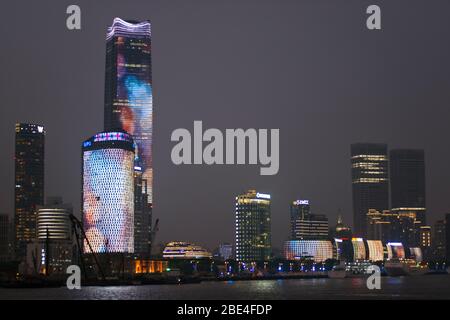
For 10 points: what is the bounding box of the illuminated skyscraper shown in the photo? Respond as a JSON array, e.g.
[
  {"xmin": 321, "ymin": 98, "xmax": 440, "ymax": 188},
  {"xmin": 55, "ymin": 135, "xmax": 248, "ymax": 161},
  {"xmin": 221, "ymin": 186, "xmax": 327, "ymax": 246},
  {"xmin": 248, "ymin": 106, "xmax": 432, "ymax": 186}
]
[
  {"xmin": 14, "ymin": 123, "xmax": 45, "ymax": 258},
  {"xmin": 290, "ymin": 200, "xmax": 328, "ymax": 240},
  {"xmin": 351, "ymin": 143, "xmax": 389, "ymax": 238},
  {"xmin": 104, "ymin": 18, "xmax": 153, "ymax": 204},
  {"xmin": 235, "ymin": 190, "xmax": 271, "ymax": 262},
  {"xmin": 133, "ymin": 167, "xmax": 152, "ymax": 256},
  {"xmin": 82, "ymin": 130, "xmax": 135, "ymax": 253}
]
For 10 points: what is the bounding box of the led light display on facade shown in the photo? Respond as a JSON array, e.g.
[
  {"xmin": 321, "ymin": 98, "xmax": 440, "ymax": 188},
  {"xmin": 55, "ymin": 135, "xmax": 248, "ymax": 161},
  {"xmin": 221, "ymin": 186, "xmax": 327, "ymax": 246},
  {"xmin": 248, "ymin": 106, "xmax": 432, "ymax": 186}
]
[
  {"xmin": 82, "ymin": 131, "xmax": 135, "ymax": 253},
  {"xmin": 104, "ymin": 18, "xmax": 153, "ymax": 203}
]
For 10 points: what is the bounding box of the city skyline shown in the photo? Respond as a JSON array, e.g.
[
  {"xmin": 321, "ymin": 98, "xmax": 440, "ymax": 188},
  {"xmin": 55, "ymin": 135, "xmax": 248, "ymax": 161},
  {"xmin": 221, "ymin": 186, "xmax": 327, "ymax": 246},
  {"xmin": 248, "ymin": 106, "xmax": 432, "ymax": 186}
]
[{"xmin": 2, "ymin": 1, "xmax": 450, "ymax": 252}]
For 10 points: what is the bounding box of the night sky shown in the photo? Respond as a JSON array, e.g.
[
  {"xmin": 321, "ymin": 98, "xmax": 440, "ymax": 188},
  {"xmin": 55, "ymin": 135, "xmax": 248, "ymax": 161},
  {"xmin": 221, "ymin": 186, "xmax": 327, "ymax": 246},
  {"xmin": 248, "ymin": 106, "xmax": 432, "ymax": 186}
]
[{"xmin": 1, "ymin": 0, "xmax": 450, "ymax": 252}]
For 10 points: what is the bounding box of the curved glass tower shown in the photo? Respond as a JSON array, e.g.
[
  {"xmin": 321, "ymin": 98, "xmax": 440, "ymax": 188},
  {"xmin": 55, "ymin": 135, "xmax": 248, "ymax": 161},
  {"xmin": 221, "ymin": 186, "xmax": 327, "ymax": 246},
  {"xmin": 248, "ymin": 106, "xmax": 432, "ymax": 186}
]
[{"xmin": 82, "ymin": 130, "xmax": 135, "ymax": 253}]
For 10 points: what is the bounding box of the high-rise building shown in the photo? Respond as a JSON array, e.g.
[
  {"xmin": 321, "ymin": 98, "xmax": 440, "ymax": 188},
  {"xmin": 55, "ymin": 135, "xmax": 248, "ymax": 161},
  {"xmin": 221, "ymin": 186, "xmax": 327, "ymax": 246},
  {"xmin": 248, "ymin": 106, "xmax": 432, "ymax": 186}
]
[
  {"xmin": 82, "ymin": 130, "xmax": 135, "ymax": 254},
  {"xmin": 351, "ymin": 143, "xmax": 389, "ymax": 238},
  {"xmin": 235, "ymin": 190, "xmax": 271, "ymax": 262},
  {"xmin": 390, "ymin": 150, "xmax": 426, "ymax": 211},
  {"xmin": 14, "ymin": 123, "xmax": 45, "ymax": 258},
  {"xmin": 0, "ymin": 214, "xmax": 9, "ymax": 262},
  {"xmin": 133, "ymin": 167, "xmax": 152, "ymax": 256},
  {"xmin": 290, "ymin": 200, "xmax": 328, "ymax": 240},
  {"xmin": 104, "ymin": 18, "xmax": 153, "ymax": 204},
  {"xmin": 433, "ymin": 219, "xmax": 446, "ymax": 261}
]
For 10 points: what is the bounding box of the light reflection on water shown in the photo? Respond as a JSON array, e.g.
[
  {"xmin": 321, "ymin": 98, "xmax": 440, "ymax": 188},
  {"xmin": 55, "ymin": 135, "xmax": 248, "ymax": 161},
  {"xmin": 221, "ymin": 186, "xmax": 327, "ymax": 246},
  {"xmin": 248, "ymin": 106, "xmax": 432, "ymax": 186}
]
[{"xmin": 1, "ymin": 275, "xmax": 449, "ymax": 300}]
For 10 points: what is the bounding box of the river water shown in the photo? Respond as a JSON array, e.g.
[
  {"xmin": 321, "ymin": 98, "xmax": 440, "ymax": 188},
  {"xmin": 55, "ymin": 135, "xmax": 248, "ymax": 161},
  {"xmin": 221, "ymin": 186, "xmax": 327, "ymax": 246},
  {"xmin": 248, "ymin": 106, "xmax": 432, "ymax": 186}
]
[{"xmin": 1, "ymin": 275, "xmax": 449, "ymax": 299}]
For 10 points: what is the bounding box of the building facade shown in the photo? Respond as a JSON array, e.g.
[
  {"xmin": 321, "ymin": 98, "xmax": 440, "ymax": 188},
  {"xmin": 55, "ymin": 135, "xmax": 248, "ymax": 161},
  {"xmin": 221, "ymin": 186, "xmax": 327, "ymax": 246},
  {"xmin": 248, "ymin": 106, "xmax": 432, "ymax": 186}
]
[
  {"xmin": 290, "ymin": 200, "xmax": 329, "ymax": 240},
  {"xmin": 351, "ymin": 143, "xmax": 389, "ymax": 238},
  {"xmin": 235, "ymin": 190, "xmax": 271, "ymax": 262},
  {"xmin": 133, "ymin": 168, "xmax": 152, "ymax": 256},
  {"xmin": 14, "ymin": 123, "xmax": 45, "ymax": 258},
  {"xmin": 284, "ymin": 240, "xmax": 333, "ymax": 262},
  {"xmin": 82, "ymin": 130, "xmax": 135, "ymax": 254},
  {"xmin": 104, "ymin": 18, "xmax": 153, "ymax": 204}
]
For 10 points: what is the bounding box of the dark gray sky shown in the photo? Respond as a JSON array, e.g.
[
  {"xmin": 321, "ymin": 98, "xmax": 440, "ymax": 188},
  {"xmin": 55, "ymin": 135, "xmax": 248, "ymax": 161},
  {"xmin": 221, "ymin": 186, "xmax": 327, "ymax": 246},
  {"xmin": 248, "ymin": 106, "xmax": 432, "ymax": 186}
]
[{"xmin": 1, "ymin": 0, "xmax": 450, "ymax": 251}]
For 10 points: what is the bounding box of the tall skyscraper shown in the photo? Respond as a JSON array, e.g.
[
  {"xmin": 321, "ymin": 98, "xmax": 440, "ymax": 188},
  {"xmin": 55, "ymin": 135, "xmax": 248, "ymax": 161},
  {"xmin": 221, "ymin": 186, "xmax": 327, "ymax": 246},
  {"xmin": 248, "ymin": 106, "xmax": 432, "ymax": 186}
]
[
  {"xmin": 235, "ymin": 190, "xmax": 271, "ymax": 262},
  {"xmin": 351, "ymin": 143, "xmax": 389, "ymax": 238},
  {"xmin": 82, "ymin": 130, "xmax": 135, "ymax": 253},
  {"xmin": 14, "ymin": 123, "xmax": 45, "ymax": 258},
  {"xmin": 390, "ymin": 149, "xmax": 426, "ymax": 220},
  {"xmin": 104, "ymin": 18, "xmax": 153, "ymax": 204},
  {"xmin": 290, "ymin": 200, "xmax": 329, "ymax": 240}
]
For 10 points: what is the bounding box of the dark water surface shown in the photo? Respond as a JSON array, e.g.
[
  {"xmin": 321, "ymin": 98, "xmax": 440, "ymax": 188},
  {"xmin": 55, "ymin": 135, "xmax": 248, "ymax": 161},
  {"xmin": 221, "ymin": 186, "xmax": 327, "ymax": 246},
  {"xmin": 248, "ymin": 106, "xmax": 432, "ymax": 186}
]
[{"xmin": 1, "ymin": 275, "xmax": 449, "ymax": 300}]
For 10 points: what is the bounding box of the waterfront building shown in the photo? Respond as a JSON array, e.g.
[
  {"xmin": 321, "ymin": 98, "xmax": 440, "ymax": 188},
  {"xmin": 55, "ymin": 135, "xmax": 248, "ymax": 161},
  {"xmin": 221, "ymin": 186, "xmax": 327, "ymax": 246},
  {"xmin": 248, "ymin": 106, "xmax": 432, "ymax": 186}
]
[
  {"xmin": 284, "ymin": 240, "xmax": 333, "ymax": 262},
  {"xmin": 14, "ymin": 123, "xmax": 45, "ymax": 258},
  {"xmin": 290, "ymin": 200, "xmax": 328, "ymax": 240},
  {"xmin": 351, "ymin": 143, "xmax": 389, "ymax": 238},
  {"xmin": 351, "ymin": 237, "xmax": 367, "ymax": 261},
  {"xmin": 235, "ymin": 190, "xmax": 271, "ymax": 262},
  {"xmin": 386, "ymin": 242, "xmax": 406, "ymax": 260},
  {"xmin": 365, "ymin": 240, "xmax": 384, "ymax": 261},
  {"xmin": 133, "ymin": 167, "xmax": 152, "ymax": 257},
  {"xmin": 162, "ymin": 241, "xmax": 212, "ymax": 259},
  {"xmin": 82, "ymin": 130, "xmax": 135, "ymax": 254}
]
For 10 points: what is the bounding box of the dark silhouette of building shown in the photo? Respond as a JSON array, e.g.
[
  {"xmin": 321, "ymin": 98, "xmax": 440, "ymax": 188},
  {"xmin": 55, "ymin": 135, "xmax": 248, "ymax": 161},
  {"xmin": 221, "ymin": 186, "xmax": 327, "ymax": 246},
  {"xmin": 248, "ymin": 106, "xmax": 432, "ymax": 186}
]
[
  {"xmin": 134, "ymin": 168, "xmax": 152, "ymax": 257},
  {"xmin": 14, "ymin": 123, "xmax": 45, "ymax": 259},
  {"xmin": 433, "ymin": 219, "xmax": 446, "ymax": 261},
  {"xmin": 0, "ymin": 214, "xmax": 10, "ymax": 262},
  {"xmin": 390, "ymin": 149, "xmax": 426, "ymax": 221},
  {"xmin": 351, "ymin": 143, "xmax": 389, "ymax": 238},
  {"xmin": 446, "ymin": 214, "xmax": 450, "ymax": 264}
]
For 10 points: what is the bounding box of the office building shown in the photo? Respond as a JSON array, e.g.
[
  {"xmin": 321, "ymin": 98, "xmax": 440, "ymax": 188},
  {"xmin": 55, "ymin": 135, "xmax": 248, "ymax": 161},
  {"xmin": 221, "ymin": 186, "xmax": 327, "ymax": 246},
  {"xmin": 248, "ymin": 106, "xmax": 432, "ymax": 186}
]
[
  {"xmin": 104, "ymin": 18, "xmax": 153, "ymax": 204},
  {"xmin": 235, "ymin": 190, "xmax": 271, "ymax": 262},
  {"xmin": 351, "ymin": 143, "xmax": 389, "ymax": 238},
  {"xmin": 290, "ymin": 200, "xmax": 328, "ymax": 240},
  {"xmin": 14, "ymin": 123, "xmax": 45, "ymax": 258},
  {"xmin": 82, "ymin": 130, "xmax": 135, "ymax": 254},
  {"xmin": 390, "ymin": 149, "xmax": 426, "ymax": 222}
]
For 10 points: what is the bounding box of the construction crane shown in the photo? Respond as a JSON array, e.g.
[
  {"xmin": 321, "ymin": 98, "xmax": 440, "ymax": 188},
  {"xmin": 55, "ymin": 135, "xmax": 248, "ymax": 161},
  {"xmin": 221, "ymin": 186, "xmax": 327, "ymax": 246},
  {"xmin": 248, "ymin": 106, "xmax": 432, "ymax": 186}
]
[
  {"xmin": 69, "ymin": 214, "xmax": 105, "ymax": 281},
  {"xmin": 149, "ymin": 218, "xmax": 159, "ymax": 257}
]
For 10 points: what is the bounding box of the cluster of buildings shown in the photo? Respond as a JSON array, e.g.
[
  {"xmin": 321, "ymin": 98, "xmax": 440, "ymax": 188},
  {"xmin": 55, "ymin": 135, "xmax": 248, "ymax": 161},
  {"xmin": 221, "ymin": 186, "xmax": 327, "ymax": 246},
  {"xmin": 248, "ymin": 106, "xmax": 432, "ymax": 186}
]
[
  {"xmin": 232, "ymin": 143, "xmax": 450, "ymax": 267},
  {"xmin": 0, "ymin": 18, "xmax": 155, "ymax": 278},
  {"xmin": 1, "ymin": 17, "xmax": 450, "ymax": 281}
]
